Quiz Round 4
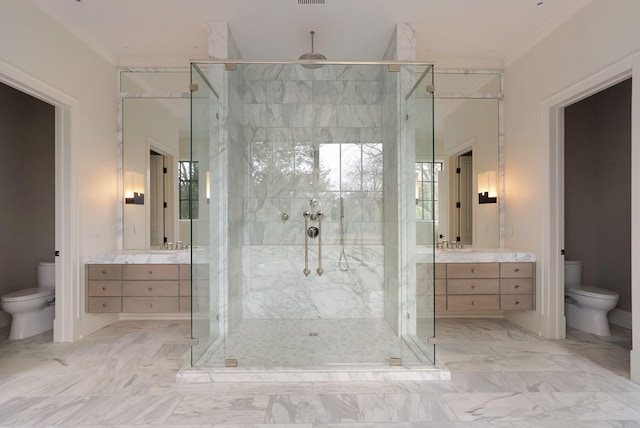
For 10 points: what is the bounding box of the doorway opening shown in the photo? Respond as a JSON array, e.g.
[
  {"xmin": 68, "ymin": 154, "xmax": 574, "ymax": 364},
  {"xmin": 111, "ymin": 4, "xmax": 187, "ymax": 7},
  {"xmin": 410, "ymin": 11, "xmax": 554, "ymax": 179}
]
[{"xmin": 563, "ymin": 78, "xmax": 632, "ymax": 344}]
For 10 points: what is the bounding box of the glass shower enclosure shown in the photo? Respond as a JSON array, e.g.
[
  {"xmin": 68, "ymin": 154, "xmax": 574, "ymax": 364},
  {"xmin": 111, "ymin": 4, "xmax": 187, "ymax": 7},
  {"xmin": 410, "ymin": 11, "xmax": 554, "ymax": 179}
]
[{"xmin": 190, "ymin": 61, "xmax": 435, "ymax": 369}]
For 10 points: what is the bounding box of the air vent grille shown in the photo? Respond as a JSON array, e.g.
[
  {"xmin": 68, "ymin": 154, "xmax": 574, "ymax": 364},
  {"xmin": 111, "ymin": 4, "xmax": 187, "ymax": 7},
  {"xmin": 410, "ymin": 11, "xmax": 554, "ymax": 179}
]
[{"xmin": 298, "ymin": 0, "xmax": 325, "ymax": 4}]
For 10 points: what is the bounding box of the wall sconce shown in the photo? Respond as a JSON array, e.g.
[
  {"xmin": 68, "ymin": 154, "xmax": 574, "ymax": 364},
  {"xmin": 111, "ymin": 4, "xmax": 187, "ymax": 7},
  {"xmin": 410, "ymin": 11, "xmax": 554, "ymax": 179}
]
[
  {"xmin": 478, "ymin": 170, "xmax": 497, "ymax": 204},
  {"xmin": 205, "ymin": 171, "xmax": 211, "ymax": 204},
  {"xmin": 124, "ymin": 171, "xmax": 145, "ymax": 205}
]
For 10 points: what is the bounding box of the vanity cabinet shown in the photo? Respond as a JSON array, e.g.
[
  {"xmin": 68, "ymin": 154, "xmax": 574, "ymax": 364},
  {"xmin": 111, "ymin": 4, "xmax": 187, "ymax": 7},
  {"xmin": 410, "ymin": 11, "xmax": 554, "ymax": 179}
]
[
  {"xmin": 86, "ymin": 264, "xmax": 191, "ymax": 314},
  {"xmin": 417, "ymin": 262, "xmax": 535, "ymax": 314},
  {"xmin": 499, "ymin": 262, "xmax": 534, "ymax": 310},
  {"xmin": 446, "ymin": 263, "xmax": 500, "ymax": 311}
]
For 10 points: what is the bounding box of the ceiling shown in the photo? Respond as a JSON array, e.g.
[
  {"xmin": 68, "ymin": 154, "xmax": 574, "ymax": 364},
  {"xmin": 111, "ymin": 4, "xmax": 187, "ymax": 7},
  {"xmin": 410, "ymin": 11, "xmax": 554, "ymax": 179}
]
[{"xmin": 33, "ymin": 0, "xmax": 591, "ymax": 67}]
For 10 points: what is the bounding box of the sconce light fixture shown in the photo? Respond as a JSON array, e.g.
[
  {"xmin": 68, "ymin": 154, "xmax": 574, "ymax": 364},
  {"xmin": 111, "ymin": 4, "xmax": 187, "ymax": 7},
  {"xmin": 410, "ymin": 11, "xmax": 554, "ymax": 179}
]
[
  {"xmin": 205, "ymin": 171, "xmax": 211, "ymax": 204},
  {"xmin": 478, "ymin": 170, "xmax": 497, "ymax": 204},
  {"xmin": 124, "ymin": 171, "xmax": 145, "ymax": 205}
]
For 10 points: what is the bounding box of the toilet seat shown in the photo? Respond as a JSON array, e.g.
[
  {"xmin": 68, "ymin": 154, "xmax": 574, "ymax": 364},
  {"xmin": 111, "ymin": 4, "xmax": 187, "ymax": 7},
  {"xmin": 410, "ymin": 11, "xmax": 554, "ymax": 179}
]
[
  {"xmin": 565, "ymin": 285, "xmax": 618, "ymax": 300},
  {"xmin": 1, "ymin": 287, "xmax": 55, "ymax": 303}
]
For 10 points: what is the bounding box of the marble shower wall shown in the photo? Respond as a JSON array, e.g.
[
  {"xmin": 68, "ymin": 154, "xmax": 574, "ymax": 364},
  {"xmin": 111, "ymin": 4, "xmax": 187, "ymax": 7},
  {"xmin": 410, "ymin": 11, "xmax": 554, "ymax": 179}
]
[
  {"xmin": 381, "ymin": 23, "xmax": 418, "ymax": 335},
  {"xmin": 207, "ymin": 22, "xmax": 244, "ymax": 335},
  {"xmin": 240, "ymin": 63, "xmax": 387, "ymax": 319}
]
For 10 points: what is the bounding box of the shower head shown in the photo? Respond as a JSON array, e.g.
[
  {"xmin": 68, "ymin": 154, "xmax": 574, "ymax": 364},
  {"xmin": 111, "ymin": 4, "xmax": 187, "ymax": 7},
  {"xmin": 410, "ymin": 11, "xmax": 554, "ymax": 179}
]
[{"xmin": 299, "ymin": 30, "xmax": 326, "ymax": 69}]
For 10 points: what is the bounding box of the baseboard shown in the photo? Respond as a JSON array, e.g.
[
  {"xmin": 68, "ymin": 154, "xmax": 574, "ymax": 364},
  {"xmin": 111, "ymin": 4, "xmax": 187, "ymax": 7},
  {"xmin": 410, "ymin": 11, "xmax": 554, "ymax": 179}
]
[{"xmin": 609, "ymin": 308, "xmax": 632, "ymax": 329}]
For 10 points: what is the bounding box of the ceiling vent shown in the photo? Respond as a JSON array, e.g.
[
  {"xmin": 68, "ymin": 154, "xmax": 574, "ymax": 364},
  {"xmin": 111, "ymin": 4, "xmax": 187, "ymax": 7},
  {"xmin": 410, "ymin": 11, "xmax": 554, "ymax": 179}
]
[{"xmin": 298, "ymin": 0, "xmax": 325, "ymax": 4}]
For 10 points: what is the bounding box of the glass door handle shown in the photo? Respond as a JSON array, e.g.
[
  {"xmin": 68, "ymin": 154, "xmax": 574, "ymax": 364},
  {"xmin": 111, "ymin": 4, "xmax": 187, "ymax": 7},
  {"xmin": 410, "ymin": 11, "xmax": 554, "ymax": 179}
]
[
  {"xmin": 316, "ymin": 211, "xmax": 324, "ymax": 276},
  {"xmin": 303, "ymin": 211, "xmax": 311, "ymax": 277}
]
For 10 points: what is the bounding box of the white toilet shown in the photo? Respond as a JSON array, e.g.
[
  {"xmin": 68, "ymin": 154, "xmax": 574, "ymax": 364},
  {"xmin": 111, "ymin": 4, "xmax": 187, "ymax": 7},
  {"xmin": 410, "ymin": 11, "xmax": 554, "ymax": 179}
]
[
  {"xmin": 564, "ymin": 260, "xmax": 619, "ymax": 336},
  {"xmin": 1, "ymin": 262, "xmax": 56, "ymax": 340}
]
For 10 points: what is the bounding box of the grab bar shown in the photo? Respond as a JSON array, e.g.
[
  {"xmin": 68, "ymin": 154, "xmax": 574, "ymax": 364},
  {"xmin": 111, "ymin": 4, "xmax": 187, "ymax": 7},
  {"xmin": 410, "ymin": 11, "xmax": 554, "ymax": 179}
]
[
  {"xmin": 316, "ymin": 210, "xmax": 324, "ymax": 276},
  {"xmin": 303, "ymin": 211, "xmax": 311, "ymax": 277}
]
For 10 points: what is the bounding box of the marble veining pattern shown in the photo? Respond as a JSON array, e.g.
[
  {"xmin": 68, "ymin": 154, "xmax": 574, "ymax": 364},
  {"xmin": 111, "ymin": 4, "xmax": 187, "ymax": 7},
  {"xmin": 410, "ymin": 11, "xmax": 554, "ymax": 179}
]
[
  {"xmin": 243, "ymin": 245, "xmax": 384, "ymax": 319},
  {"xmin": 0, "ymin": 318, "xmax": 637, "ymax": 426}
]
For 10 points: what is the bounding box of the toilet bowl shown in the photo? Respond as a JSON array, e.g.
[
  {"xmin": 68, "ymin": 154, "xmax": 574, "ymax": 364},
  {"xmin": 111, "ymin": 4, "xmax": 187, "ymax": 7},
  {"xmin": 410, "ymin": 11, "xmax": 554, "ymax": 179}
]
[
  {"xmin": 1, "ymin": 262, "xmax": 55, "ymax": 340},
  {"xmin": 564, "ymin": 261, "xmax": 619, "ymax": 336}
]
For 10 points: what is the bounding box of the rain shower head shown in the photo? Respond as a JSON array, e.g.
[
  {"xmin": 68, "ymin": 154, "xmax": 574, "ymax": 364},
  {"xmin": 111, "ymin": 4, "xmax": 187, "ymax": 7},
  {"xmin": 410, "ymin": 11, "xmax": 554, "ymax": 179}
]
[{"xmin": 299, "ymin": 30, "xmax": 326, "ymax": 69}]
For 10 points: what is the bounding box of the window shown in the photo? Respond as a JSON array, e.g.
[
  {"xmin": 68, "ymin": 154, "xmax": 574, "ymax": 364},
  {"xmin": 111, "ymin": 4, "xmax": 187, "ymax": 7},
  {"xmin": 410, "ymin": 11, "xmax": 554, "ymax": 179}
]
[
  {"xmin": 179, "ymin": 161, "xmax": 199, "ymax": 219},
  {"xmin": 415, "ymin": 161, "xmax": 442, "ymax": 221}
]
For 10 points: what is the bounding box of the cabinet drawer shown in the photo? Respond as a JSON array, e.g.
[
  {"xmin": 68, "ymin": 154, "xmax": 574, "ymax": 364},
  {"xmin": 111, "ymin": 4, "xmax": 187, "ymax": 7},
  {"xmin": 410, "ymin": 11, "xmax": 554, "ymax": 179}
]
[
  {"xmin": 88, "ymin": 281, "xmax": 122, "ymax": 297},
  {"xmin": 87, "ymin": 297, "xmax": 122, "ymax": 313},
  {"xmin": 180, "ymin": 280, "xmax": 191, "ymax": 296},
  {"xmin": 179, "ymin": 264, "xmax": 191, "ymax": 279},
  {"xmin": 123, "ymin": 281, "xmax": 179, "ymax": 297},
  {"xmin": 447, "ymin": 279, "xmax": 499, "ymax": 295},
  {"xmin": 179, "ymin": 297, "xmax": 191, "ymax": 313},
  {"xmin": 447, "ymin": 263, "xmax": 499, "ymax": 279},
  {"xmin": 123, "ymin": 264, "xmax": 179, "ymax": 280},
  {"xmin": 88, "ymin": 264, "xmax": 122, "ymax": 280},
  {"xmin": 123, "ymin": 297, "xmax": 179, "ymax": 313},
  {"xmin": 447, "ymin": 295, "xmax": 499, "ymax": 311},
  {"xmin": 500, "ymin": 278, "xmax": 533, "ymax": 294},
  {"xmin": 435, "ymin": 263, "xmax": 446, "ymax": 279},
  {"xmin": 435, "ymin": 295, "xmax": 446, "ymax": 312},
  {"xmin": 500, "ymin": 262, "xmax": 533, "ymax": 278},
  {"xmin": 501, "ymin": 295, "xmax": 533, "ymax": 310}
]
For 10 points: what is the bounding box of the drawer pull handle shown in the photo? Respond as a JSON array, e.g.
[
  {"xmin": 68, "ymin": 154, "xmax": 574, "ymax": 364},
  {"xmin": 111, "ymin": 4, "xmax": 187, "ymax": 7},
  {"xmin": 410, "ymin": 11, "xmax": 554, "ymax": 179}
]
[
  {"xmin": 148, "ymin": 287, "xmax": 153, "ymax": 291},
  {"xmin": 102, "ymin": 303, "xmax": 107, "ymax": 307},
  {"xmin": 514, "ymin": 268, "xmax": 520, "ymax": 272},
  {"xmin": 101, "ymin": 270, "xmax": 107, "ymax": 274},
  {"xmin": 148, "ymin": 304, "xmax": 153, "ymax": 308},
  {"xmin": 148, "ymin": 270, "xmax": 153, "ymax": 275},
  {"xmin": 102, "ymin": 287, "xmax": 106, "ymax": 291},
  {"xmin": 514, "ymin": 284, "xmax": 520, "ymax": 289},
  {"xmin": 515, "ymin": 301, "xmax": 520, "ymax": 305},
  {"xmin": 471, "ymin": 269, "xmax": 477, "ymax": 273},
  {"xmin": 471, "ymin": 285, "xmax": 476, "ymax": 290},
  {"xmin": 471, "ymin": 301, "xmax": 477, "ymax": 306}
]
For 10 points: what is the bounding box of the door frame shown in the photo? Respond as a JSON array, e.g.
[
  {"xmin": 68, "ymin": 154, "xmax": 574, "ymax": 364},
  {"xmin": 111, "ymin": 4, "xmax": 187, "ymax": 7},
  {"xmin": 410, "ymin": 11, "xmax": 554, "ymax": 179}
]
[
  {"xmin": 0, "ymin": 59, "xmax": 79, "ymax": 342},
  {"xmin": 542, "ymin": 52, "xmax": 640, "ymax": 382}
]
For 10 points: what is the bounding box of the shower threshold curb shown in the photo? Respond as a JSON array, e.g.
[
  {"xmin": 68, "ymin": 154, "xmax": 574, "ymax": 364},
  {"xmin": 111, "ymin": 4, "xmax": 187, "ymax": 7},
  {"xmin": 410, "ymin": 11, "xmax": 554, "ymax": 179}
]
[{"xmin": 176, "ymin": 364, "xmax": 451, "ymax": 383}]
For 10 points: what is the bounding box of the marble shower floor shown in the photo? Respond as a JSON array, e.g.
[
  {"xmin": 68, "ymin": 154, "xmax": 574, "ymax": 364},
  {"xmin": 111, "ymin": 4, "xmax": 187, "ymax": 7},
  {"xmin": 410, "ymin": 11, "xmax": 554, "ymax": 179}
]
[
  {"xmin": 0, "ymin": 318, "xmax": 639, "ymax": 426},
  {"xmin": 196, "ymin": 318, "xmax": 426, "ymax": 367}
]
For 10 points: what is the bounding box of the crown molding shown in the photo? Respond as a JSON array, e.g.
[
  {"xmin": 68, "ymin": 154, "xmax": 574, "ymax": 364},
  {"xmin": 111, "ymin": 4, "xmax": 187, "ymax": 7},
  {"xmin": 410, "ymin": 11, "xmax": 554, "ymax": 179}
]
[
  {"xmin": 31, "ymin": 1, "xmax": 117, "ymax": 65},
  {"xmin": 503, "ymin": 0, "xmax": 593, "ymax": 68}
]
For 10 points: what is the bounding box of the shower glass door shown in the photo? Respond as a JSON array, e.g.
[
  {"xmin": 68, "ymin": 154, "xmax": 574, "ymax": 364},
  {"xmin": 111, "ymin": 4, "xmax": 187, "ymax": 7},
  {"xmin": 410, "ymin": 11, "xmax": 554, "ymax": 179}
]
[
  {"xmin": 190, "ymin": 64, "xmax": 218, "ymax": 365},
  {"xmin": 413, "ymin": 65, "xmax": 436, "ymax": 363},
  {"xmin": 190, "ymin": 61, "xmax": 435, "ymax": 368}
]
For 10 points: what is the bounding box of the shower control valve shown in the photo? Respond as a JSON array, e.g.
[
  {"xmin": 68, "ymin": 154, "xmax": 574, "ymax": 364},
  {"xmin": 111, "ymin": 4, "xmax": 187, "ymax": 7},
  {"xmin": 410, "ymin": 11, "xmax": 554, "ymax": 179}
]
[{"xmin": 307, "ymin": 226, "xmax": 319, "ymax": 239}]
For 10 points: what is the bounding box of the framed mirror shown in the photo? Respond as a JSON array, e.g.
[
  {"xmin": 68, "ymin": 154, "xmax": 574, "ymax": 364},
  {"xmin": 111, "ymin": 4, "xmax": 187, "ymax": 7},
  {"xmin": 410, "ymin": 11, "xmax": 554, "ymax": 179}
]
[
  {"xmin": 415, "ymin": 70, "xmax": 502, "ymax": 248},
  {"xmin": 119, "ymin": 69, "xmax": 191, "ymax": 250}
]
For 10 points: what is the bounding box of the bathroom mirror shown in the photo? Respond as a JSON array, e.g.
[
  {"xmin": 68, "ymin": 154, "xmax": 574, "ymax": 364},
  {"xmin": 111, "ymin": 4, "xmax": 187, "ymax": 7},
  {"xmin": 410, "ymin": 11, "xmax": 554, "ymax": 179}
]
[
  {"xmin": 415, "ymin": 71, "xmax": 501, "ymax": 247},
  {"xmin": 120, "ymin": 69, "xmax": 191, "ymax": 250}
]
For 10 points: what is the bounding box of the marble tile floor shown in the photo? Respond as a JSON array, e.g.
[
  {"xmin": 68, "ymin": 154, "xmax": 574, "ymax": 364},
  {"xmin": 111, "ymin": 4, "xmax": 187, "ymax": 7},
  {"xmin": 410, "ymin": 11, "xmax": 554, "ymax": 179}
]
[{"xmin": 0, "ymin": 318, "xmax": 638, "ymax": 427}]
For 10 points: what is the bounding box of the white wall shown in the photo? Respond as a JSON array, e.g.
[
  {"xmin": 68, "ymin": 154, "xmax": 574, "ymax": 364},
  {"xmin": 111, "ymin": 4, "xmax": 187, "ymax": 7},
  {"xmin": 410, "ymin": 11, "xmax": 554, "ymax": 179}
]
[
  {"xmin": 0, "ymin": 0, "xmax": 118, "ymax": 339},
  {"xmin": 503, "ymin": 0, "xmax": 640, "ymax": 381}
]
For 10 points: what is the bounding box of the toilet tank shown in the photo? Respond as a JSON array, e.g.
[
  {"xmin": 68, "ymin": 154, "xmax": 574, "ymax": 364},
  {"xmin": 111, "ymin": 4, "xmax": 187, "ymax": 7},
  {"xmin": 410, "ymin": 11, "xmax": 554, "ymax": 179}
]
[
  {"xmin": 37, "ymin": 262, "xmax": 56, "ymax": 289},
  {"xmin": 564, "ymin": 260, "xmax": 582, "ymax": 287}
]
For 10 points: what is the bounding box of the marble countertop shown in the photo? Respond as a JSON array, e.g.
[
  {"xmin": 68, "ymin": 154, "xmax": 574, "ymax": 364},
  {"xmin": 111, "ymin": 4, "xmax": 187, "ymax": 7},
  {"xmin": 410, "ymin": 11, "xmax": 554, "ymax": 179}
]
[
  {"xmin": 84, "ymin": 249, "xmax": 199, "ymax": 264},
  {"xmin": 417, "ymin": 247, "xmax": 536, "ymax": 263}
]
